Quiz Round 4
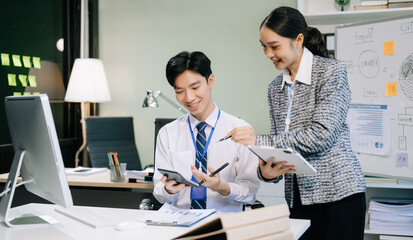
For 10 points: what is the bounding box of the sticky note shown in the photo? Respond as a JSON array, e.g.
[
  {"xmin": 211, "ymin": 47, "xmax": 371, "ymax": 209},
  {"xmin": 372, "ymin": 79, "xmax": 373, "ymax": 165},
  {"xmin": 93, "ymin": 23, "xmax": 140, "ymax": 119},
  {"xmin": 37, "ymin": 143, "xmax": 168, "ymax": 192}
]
[
  {"xmin": 13, "ymin": 92, "xmax": 22, "ymax": 96},
  {"xmin": 23, "ymin": 92, "xmax": 31, "ymax": 96},
  {"xmin": 28, "ymin": 75, "xmax": 37, "ymax": 87},
  {"xmin": 12, "ymin": 55, "xmax": 22, "ymax": 67},
  {"xmin": 33, "ymin": 92, "xmax": 40, "ymax": 95},
  {"xmin": 19, "ymin": 75, "xmax": 28, "ymax": 87},
  {"xmin": 32, "ymin": 57, "xmax": 41, "ymax": 69},
  {"xmin": 8, "ymin": 74, "xmax": 17, "ymax": 86},
  {"xmin": 22, "ymin": 56, "xmax": 32, "ymax": 68},
  {"xmin": 385, "ymin": 82, "xmax": 397, "ymax": 96},
  {"xmin": 1, "ymin": 53, "xmax": 10, "ymax": 66},
  {"xmin": 384, "ymin": 41, "xmax": 395, "ymax": 56}
]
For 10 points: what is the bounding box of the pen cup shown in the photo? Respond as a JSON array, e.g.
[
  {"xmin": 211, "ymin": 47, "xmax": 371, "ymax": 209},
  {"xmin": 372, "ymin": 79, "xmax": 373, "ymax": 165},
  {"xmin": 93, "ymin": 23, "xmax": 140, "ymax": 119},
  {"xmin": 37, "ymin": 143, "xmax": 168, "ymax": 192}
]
[{"xmin": 109, "ymin": 163, "xmax": 127, "ymax": 182}]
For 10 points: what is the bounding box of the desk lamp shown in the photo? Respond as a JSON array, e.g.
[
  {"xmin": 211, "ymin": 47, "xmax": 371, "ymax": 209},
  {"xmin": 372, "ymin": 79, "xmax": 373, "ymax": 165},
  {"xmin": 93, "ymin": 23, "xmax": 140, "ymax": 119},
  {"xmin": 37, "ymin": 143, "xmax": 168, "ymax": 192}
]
[
  {"xmin": 64, "ymin": 58, "xmax": 111, "ymax": 167},
  {"xmin": 142, "ymin": 90, "xmax": 186, "ymax": 114}
]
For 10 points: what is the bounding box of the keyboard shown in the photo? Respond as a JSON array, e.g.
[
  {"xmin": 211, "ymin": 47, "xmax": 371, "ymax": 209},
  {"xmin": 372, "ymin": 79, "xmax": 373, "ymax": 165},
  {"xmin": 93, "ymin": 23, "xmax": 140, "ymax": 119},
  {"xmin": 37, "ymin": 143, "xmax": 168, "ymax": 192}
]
[{"xmin": 55, "ymin": 207, "xmax": 114, "ymax": 228}]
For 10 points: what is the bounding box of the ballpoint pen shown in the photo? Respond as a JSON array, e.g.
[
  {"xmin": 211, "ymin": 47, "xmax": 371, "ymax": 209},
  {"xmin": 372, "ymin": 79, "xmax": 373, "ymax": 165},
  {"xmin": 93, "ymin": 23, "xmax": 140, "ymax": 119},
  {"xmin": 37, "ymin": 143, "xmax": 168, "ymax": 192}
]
[
  {"xmin": 217, "ymin": 135, "xmax": 232, "ymax": 142},
  {"xmin": 198, "ymin": 162, "xmax": 229, "ymax": 185}
]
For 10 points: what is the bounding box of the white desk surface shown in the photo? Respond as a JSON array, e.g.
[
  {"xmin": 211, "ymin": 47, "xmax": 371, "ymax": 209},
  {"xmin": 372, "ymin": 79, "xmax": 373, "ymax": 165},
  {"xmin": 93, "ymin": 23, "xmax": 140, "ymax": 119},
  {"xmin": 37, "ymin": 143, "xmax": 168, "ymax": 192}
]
[{"xmin": 0, "ymin": 203, "xmax": 310, "ymax": 240}]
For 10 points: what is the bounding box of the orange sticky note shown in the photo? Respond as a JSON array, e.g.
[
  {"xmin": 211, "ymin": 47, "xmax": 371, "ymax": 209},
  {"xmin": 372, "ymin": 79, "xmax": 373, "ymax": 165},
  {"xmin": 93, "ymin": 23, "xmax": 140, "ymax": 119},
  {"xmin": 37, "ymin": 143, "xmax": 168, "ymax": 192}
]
[
  {"xmin": 384, "ymin": 41, "xmax": 395, "ymax": 56},
  {"xmin": 385, "ymin": 82, "xmax": 397, "ymax": 96}
]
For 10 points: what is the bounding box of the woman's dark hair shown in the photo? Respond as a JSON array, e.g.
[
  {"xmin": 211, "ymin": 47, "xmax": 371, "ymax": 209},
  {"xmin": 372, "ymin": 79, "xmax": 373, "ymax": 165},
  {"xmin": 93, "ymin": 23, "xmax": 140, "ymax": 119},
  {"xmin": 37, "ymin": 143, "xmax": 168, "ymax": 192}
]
[
  {"xmin": 260, "ymin": 6, "xmax": 329, "ymax": 58},
  {"xmin": 165, "ymin": 51, "xmax": 212, "ymax": 87}
]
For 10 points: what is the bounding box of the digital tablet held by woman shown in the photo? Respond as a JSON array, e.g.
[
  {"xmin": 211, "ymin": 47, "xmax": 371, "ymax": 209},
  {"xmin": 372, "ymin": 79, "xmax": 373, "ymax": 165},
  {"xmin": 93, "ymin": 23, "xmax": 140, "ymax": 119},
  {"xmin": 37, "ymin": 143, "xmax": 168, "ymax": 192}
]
[{"xmin": 248, "ymin": 146, "xmax": 317, "ymax": 175}]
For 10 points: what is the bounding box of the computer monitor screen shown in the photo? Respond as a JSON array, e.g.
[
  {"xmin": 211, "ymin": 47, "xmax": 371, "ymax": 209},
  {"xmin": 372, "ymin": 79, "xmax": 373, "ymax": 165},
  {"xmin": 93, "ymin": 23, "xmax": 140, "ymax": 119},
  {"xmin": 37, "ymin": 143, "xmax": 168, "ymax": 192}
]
[{"xmin": 0, "ymin": 94, "xmax": 73, "ymax": 227}]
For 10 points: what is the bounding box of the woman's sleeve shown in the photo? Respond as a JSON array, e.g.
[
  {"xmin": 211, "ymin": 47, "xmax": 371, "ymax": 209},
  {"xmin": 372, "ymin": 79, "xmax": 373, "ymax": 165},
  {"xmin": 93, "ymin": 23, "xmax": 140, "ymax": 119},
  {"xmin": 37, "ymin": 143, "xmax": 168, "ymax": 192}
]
[{"xmin": 257, "ymin": 61, "xmax": 351, "ymax": 157}]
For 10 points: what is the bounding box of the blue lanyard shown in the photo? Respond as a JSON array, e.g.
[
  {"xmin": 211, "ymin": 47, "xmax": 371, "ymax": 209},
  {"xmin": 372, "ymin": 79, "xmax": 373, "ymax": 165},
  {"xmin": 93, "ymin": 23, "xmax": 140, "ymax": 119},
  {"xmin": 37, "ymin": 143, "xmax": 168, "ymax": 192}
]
[
  {"xmin": 188, "ymin": 110, "xmax": 221, "ymax": 168},
  {"xmin": 284, "ymin": 82, "xmax": 296, "ymax": 134}
]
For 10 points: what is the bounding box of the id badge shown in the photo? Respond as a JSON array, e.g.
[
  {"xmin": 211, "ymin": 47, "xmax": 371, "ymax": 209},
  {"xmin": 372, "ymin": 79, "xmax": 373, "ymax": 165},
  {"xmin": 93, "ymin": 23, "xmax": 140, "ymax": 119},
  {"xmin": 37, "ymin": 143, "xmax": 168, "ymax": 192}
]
[{"xmin": 190, "ymin": 176, "xmax": 206, "ymax": 201}]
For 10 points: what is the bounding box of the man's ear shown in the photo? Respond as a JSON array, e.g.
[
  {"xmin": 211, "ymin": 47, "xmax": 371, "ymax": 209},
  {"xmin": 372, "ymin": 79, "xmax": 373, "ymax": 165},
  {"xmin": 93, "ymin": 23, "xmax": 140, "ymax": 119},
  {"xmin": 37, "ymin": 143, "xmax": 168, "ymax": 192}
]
[{"xmin": 208, "ymin": 74, "xmax": 215, "ymax": 90}]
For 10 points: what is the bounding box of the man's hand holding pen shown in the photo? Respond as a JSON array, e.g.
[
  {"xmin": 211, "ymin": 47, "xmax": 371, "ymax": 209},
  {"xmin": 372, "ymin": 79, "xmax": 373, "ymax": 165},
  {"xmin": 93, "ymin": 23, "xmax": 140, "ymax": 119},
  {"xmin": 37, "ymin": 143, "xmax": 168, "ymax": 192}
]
[{"xmin": 191, "ymin": 164, "xmax": 231, "ymax": 197}]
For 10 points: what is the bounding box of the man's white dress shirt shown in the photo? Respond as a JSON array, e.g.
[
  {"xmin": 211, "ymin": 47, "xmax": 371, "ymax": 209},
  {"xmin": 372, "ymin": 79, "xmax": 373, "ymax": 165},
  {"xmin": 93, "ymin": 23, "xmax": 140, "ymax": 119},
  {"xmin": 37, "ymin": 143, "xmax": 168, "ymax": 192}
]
[{"xmin": 153, "ymin": 104, "xmax": 260, "ymax": 213}]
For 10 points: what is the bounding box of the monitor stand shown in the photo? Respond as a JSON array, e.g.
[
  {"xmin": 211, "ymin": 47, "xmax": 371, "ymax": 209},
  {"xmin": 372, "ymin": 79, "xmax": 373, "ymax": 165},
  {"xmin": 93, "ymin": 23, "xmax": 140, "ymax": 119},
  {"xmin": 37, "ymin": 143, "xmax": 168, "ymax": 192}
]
[{"xmin": 0, "ymin": 150, "xmax": 50, "ymax": 227}]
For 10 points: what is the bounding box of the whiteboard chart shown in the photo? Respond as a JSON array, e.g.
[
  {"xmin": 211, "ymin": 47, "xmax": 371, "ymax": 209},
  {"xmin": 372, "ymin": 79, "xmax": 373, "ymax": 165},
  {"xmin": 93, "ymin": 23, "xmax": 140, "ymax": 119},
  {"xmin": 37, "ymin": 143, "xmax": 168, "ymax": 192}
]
[{"xmin": 336, "ymin": 15, "xmax": 413, "ymax": 180}]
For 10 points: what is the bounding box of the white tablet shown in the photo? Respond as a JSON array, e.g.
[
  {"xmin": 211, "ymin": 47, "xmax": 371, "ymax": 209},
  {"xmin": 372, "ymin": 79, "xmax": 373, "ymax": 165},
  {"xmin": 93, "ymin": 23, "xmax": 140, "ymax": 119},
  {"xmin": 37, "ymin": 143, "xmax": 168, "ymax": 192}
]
[{"xmin": 248, "ymin": 146, "xmax": 317, "ymax": 175}]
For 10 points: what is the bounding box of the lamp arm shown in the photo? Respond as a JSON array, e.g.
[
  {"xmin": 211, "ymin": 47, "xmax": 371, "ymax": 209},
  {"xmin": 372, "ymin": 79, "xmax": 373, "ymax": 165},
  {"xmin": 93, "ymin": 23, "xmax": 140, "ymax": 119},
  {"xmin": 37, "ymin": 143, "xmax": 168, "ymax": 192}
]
[{"xmin": 159, "ymin": 94, "xmax": 187, "ymax": 114}]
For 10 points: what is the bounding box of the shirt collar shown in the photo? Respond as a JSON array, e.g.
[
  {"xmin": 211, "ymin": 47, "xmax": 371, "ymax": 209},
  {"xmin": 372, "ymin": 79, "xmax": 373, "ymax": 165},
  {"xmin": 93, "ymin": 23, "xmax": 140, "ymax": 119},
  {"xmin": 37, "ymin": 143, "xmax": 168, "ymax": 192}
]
[
  {"xmin": 188, "ymin": 103, "xmax": 219, "ymax": 130},
  {"xmin": 281, "ymin": 47, "xmax": 313, "ymax": 90}
]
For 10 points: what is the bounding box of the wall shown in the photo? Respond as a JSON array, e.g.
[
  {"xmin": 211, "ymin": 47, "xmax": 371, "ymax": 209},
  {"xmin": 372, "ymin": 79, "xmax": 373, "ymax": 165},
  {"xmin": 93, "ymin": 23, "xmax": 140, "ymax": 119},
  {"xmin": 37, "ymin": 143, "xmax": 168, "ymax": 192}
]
[
  {"xmin": 98, "ymin": 0, "xmax": 295, "ymax": 167},
  {"xmin": 98, "ymin": 0, "xmax": 295, "ymax": 206}
]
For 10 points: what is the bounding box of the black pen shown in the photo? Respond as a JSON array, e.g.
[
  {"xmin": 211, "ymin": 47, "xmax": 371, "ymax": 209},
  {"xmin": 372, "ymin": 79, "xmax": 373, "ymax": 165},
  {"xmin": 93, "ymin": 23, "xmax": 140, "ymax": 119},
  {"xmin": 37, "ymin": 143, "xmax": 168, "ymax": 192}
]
[
  {"xmin": 199, "ymin": 162, "xmax": 229, "ymax": 185},
  {"xmin": 217, "ymin": 135, "xmax": 231, "ymax": 142}
]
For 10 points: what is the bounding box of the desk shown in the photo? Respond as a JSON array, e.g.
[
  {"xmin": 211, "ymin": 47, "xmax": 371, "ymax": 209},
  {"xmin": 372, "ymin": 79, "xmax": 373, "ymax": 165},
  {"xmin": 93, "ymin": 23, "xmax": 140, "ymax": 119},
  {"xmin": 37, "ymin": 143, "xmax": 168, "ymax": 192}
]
[
  {"xmin": 0, "ymin": 170, "xmax": 156, "ymax": 209},
  {"xmin": 0, "ymin": 170, "xmax": 153, "ymax": 189},
  {"xmin": 0, "ymin": 203, "xmax": 310, "ymax": 240}
]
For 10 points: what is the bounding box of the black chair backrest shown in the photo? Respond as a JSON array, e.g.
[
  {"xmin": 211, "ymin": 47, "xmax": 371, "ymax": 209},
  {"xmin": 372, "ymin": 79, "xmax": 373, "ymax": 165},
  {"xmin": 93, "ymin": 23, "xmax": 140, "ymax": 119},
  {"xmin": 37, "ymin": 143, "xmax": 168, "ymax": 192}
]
[
  {"xmin": 86, "ymin": 117, "xmax": 142, "ymax": 170},
  {"xmin": 153, "ymin": 118, "xmax": 176, "ymax": 164}
]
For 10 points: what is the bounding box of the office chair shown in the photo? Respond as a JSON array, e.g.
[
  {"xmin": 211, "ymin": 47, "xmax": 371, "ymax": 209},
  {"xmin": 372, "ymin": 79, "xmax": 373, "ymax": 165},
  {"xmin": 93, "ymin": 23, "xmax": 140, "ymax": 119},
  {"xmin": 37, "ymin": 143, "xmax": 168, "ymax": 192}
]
[
  {"xmin": 86, "ymin": 117, "xmax": 142, "ymax": 170},
  {"xmin": 153, "ymin": 118, "xmax": 176, "ymax": 165},
  {"xmin": 137, "ymin": 118, "xmax": 176, "ymax": 210}
]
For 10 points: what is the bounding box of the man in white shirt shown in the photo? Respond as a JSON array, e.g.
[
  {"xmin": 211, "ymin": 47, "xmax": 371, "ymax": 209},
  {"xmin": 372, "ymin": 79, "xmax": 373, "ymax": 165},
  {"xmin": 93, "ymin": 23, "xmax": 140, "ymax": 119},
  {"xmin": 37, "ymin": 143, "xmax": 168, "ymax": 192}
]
[{"xmin": 153, "ymin": 51, "xmax": 260, "ymax": 213}]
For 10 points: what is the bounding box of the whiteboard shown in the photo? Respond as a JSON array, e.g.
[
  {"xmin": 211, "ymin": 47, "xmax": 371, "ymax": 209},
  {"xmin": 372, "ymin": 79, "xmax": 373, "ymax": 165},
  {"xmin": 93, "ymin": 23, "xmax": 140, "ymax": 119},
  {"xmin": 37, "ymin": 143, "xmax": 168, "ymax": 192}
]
[{"xmin": 336, "ymin": 15, "xmax": 413, "ymax": 180}]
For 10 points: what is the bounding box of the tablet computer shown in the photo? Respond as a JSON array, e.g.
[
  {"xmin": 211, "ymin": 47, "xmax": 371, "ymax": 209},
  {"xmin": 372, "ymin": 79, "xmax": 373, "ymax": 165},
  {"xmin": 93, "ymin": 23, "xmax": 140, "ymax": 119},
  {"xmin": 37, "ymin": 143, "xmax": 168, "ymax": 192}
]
[
  {"xmin": 158, "ymin": 168, "xmax": 199, "ymax": 187},
  {"xmin": 248, "ymin": 146, "xmax": 317, "ymax": 175}
]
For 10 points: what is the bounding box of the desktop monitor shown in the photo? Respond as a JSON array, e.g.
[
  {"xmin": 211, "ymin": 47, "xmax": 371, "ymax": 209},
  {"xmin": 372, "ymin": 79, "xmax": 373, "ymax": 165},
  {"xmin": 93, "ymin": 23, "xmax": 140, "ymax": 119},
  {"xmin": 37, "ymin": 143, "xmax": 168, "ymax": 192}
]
[{"xmin": 0, "ymin": 94, "xmax": 73, "ymax": 227}]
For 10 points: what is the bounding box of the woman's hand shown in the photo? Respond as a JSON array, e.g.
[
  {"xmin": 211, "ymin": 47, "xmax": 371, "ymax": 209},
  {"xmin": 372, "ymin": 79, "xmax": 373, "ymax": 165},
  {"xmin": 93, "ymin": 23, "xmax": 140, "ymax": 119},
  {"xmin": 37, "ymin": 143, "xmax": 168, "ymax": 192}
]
[
  {"xmin": 259, "ymin": 157, "xmax": 296, "ymax": 180},
  {"xmin": 161, "ymin": 175, "xmax": 187, "ymax": 194},
  {"xmin": 227, "ymin": 126, "xmax": 257, "ymax": 146},
  {"xmin": 191, "ymin": 165, "xmax": 230, "ymax": 196}
]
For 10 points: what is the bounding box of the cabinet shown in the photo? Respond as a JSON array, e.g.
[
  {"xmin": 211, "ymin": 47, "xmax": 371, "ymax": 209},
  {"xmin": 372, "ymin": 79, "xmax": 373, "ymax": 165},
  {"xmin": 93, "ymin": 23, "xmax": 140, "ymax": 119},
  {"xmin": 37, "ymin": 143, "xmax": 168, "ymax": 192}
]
[
  {"xmin": 364, "ymin": 183, "xmax": 413, "ymax": 240},
  {"xmin": 297, "ymin": 0, "xmax": 413, "ymax": 33}
]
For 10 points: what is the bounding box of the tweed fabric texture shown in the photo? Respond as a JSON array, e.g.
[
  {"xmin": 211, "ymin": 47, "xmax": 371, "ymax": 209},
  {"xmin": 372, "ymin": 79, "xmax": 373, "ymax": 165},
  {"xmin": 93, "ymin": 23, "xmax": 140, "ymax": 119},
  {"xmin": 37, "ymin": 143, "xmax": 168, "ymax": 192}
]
[{"xmin": 256, "ymin": 55, "xmax": 366, "ymax": 208}]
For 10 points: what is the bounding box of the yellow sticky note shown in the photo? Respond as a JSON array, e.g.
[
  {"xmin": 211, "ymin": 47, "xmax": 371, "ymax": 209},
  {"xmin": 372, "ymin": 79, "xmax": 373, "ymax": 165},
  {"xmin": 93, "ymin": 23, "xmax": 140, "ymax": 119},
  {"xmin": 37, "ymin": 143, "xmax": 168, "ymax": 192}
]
[
  {"xmin": 13, "ymin": 92, "xmax": 22, "ymax": 96},
  {"xmin": 1, "ymin": 53, "xmax": 10, "ymax": 66},
  {"xmin": 32, "ymin": 57, "xmax": 41, "ymax": 69},
  {"xmin": 384, "ymin": 41, "xmax": 395, "ymax": 56},
  {"xmin": 385, "ymin": 82, "xmax": 397, "ymax": 96},
  {"xmin": 19, "ymin": 75, "xmax": 28, "ymax": 87},
  {"xmin": 33, "ymin": 92, "xmax": 40, "ymax": 95},
  {"xmin": 22, "ymin": 56, "xmax": 32, "ymax": 68},
  {"xmin": 12, "ymin": 55, "xmax": 22, "ymax": 67},
  {"xmin": 28, "ymin": 75, "xmax": 37, "ymax": 87},
  {"xmin": 8, "ymin": 74, "xmax": 17, "ymax": 86},
  {"xmin": 23, "ymin": 92, "xmax": 31, "ymax": 96}
]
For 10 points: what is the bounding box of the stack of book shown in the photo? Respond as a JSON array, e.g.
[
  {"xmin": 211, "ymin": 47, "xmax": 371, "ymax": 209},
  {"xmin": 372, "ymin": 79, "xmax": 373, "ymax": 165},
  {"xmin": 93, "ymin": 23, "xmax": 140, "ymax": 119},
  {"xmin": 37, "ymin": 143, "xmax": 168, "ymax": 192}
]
[
  {"xmin": 368, "ymin": 198, "xmax": 413, "ymax": 235},
  {"xmin": 174, "ymin": 204, "xmax": 293, "ymax": 240},
  {"xmin": 388, "ymin": 0, "xmax": 413, "ymax": 8},
  {"xmin": 354, "ymin": 0, "xmax": 389, "ymax": 10}
]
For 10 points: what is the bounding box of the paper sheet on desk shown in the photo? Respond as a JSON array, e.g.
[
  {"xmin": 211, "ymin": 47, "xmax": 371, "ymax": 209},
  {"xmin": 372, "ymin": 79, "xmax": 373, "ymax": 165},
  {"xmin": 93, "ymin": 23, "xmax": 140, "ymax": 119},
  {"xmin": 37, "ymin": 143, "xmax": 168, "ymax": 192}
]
[
  {"xmin": 65, "ymin": 167, "xmax": 107, "ymax": 176},
  {"xmin": 139, "ymin": 203, "xmax": 216, "ymax": 227}
]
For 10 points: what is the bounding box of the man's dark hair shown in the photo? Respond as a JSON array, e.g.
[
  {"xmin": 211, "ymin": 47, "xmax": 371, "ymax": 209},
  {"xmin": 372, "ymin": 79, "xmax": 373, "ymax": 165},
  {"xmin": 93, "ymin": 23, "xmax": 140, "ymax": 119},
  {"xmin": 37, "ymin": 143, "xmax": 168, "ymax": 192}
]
[{"xmin": 166, "ymin": 51, "xmax": 212, "ymax": 87}]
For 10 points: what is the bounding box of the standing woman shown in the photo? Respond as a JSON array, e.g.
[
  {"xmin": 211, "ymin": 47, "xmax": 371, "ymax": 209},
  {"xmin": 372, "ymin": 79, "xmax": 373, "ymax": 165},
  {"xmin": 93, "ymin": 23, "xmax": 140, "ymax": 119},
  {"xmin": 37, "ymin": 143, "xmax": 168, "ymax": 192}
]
[{"xmin": 229, "ymin": 6, "xmax": 366, "ymax": 240}]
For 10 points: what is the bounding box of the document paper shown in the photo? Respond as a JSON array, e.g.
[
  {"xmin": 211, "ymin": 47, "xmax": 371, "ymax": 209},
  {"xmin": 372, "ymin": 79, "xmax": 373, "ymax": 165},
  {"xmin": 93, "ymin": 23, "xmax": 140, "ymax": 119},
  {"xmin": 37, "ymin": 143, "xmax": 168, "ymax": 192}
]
[
  {"xmin": 140, "ymin": 203, "xmax": 216, "ymax": 227},
  {"xmin": 347, "ymin": 104, "xmax": 391, "ymax": 156}
]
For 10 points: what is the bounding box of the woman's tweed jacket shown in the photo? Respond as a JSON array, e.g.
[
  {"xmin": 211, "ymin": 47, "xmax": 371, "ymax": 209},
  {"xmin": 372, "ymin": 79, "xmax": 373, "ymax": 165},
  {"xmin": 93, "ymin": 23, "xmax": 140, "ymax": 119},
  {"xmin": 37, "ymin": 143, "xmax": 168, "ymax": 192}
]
[{"xmin": 256, "ymin": 55, "xmax": 366, "ymax": 208}]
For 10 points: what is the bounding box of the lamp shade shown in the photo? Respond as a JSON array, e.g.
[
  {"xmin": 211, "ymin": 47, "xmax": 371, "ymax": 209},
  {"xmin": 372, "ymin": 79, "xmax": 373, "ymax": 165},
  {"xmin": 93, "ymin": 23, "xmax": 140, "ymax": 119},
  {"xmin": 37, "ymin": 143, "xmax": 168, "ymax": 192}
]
[{"xmin": 64, "ymin": 58, "xmax": 111, "ymax": 102}]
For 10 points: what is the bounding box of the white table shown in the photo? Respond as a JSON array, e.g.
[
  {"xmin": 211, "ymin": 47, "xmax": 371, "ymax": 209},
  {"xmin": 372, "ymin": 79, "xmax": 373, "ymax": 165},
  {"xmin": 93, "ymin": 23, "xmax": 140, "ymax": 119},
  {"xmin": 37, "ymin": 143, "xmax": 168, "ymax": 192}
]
[
  {"xmin": 0, "ymin": 171, "xmax": 155, "ymax": 209},
  {"xmin": 0, "ymin": 204, "xmax": 310, "ymax": 240}
]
